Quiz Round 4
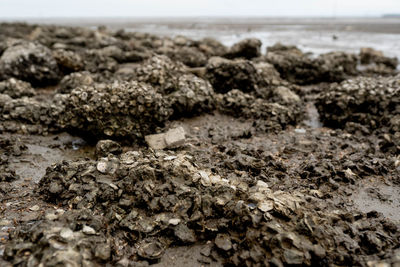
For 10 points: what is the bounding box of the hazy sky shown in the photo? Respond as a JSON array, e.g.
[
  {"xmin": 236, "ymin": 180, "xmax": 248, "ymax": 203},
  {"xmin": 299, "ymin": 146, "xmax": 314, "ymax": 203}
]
[{"xmin": 0, "ymin": 0, "xmax": 399, "ymax": 18}]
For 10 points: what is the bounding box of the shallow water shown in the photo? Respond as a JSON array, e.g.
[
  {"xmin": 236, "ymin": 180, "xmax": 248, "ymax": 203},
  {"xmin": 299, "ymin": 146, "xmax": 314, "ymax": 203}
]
[{"xmin": 10, "ymin": 17, "xmax": 400, "ymax": 62}]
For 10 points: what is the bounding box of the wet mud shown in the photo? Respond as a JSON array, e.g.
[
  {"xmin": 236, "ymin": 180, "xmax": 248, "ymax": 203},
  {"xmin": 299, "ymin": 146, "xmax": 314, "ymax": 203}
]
[{"xmin": 0, "ymin": 22, "xmax": 399, "ymax": 266}]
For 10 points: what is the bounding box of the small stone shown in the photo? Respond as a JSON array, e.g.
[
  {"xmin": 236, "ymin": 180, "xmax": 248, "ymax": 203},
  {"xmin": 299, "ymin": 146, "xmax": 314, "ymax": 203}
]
[
  {"xmin": 145, "ymin": 133, "xmax": 167, "ymax": 150},
  {"xmin": 164, "ymin": 127, "xmax": 186, "ymax": 148},
  {"xmin": 29, "ymin": 205, "xmax": 40, "ymax": 211},
  {"xmin": 82, "ymin": 225, "xmax": 96, "ymax": 235},
  {"xmin": 96, "ymin": 157, "xmax": 119, "ymax": 174},
  {"xmin": 168, "ymin": 218, "xmax": 181, "ymax": 225},
  {"xmin": 258, "ymin": 201, "xmax": 274, "ymax": 212},
  {"xmin": 174, "ymin": 224, "xmax": 196, "ymax": 243},
  {"xmin": 60, "ymin": 228, "xmax": 74, "ymax": 241},
  {"xmin": 283, "ymin": 249, "xmax": 304, "ymax": 265},
  {"xmin": 214, "ymin": 234, "xmax": 232, "ymax": 251},
  {"xmin": 295, "ymin": 128, "xmax": 306, "ymax": 134}
]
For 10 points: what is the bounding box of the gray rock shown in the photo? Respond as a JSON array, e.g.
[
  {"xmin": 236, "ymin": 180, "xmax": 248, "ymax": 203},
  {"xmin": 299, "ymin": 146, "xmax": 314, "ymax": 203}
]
[{"xmin": 0, "ymin": 41, "xmax": 60, "ymax": 86}]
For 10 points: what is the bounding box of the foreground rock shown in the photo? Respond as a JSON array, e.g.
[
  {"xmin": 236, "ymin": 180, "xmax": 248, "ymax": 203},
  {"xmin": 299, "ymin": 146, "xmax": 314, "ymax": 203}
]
[{"xmin": 3, "ymin": 150, "xmax": 398, "ymax": 266}]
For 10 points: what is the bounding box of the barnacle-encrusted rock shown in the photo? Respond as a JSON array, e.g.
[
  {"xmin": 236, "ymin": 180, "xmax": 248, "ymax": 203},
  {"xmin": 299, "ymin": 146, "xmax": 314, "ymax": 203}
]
[
  {"xmin": 316, "ymin": 75, "xmax": 400, "ymax": 132},
  {"xmin": 0, "ymin": 78, "xmax": 36, "ymax": 98},
  {"xmin": 13, "ymin": 150, "xmax": 393, "ymax": 266},
  {"xmin": 0, "ymin": 94, "xmax": 63, "ymax": 134},
  {"xmin": 360, "ymin": 47, "xmax": 398, "ymax": 69},
  {"xmin": 265, "ymin": 44, "xmax": 357, "ymax": 84},
  {"xmin": 205, "ymin": 57, "xmax": 265, "ymax": 94},
  {"xmin": 56, "ymin": 71, "xmax": 95, "ymax": 94},
  {"xmin": 3, "ymin": 209, "xmax": 111, "ymax": 266},
  {"xmin": 0, "ymin": 41, "xmax": 60, "ymax": 86},
  {"xmin": 162, "ymin": 46, "xmax": 208, "ymax": 67},
  {"xmin": 95, "ymin": 139, "xmax": 122, "ymax": 158},
  {"xmin": 52, "ymin": 49, "xmax": 84, "ymax": 74},
  {"xmin": 216, "ymin": 89, "xmax": 303, "ymax": 131},
  {"xmin": 195, "ymin": 37, "xmax": 228, "ymax": 57},
  {"xmin": 58, "ymin": 80, "xmax": 173, "ymax": 141},
  {"xmin": 359, "ymin": 47, "xmax": 399, "ymax": 75},
  {"xmin": 132, "ymin": 55, "xmax": 215, "ymax": 116},
  {"xmin": 224, "ymin": 38, "xmax": 262, "ymax": 59}
]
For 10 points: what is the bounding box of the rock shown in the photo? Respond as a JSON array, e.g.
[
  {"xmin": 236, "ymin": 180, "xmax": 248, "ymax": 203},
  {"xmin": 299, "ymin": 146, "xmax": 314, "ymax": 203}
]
[
  {"xmin": 214, "ymin": 234, "xmax": 232, "ymax": 251},
  {"xmin": 224, "ymin": 38, "xmax": 262, "ymax": 59},
  {"xmin": 205, "ymin": 56, "xmax": 265, "ymax": 94},
  {"xmin": 145, "ymin": 127, "xmax": 186, "ymax": 150},
  {"xmin": 58, "ymin": 80, "xmax": 173, "ymax": 141},
  {"xmin": 130, "ymin": 55, "xmax": 215, "ymax": 117},
  {"xmin": 164, "ymin": 127, "xmax": 186, "ymax": 148},
  {"xmin": 82, "ymin": 225, "xmax": 96, "ymax": 235},
  {"xmin": 56, "ymin": 71, "xmax": 95, "ymax": 94},
  {"xmin": 163, "ymin": 46, "xmax": 207, "ymax": 67},
  {"xmin": 283, "ymin": 249, "xmax": 304, "ymax": 265},
  {"xmin": 96, "ymin": 156, "xmax": 119, "ymax": 174},
  {"xmin": 196, "ymin": 37, "xmax": 228, "ymax": 57},
  {"xmin": 0, "ymin": 78, "xmax": 36, "ymax": 98},
  {"xmin": 265, "ymin": 44, "xmax": 357, "ymax": 84},
  {"xmin": 29, "ymin": 205, "xmax": 40, "ymax": 211},
  {"xmin": 137, "ymin": 240, "xmax": 165, "ymax": 260},
  {"xmin": 174, "ymin": 224, "xmax": 196, "ymax": 243},
  {"xmin": 0, "ymin": 41, "xmax": 60, "ymax": 86},
  {"xmin": 145, "ymin": 133, "xmax": 167, "ymax": 150},
  {"xmin": 216, "ymin": 89, "xmax": 303, "ymax": 132},
  {"xmin": 273, "ymin": 86, "xmax": 301, "ymax": 104},
  {"xmin": 95, "ymin": 139, "xmax": 122, "ymax": 157},
  {"xmin": 52, "ymin": 49, "xmax": 84, "ymax": 74},
  {"xmin": 316, "ymin": 75, "xmax": 400, "ymax": 134},
  {"xmin": 360, "ymin": 47, "xmax": 398, "ymax": 69},
  {"xmin": 168, "ymin": 218, "xmax": 181, "ymax": 226}
]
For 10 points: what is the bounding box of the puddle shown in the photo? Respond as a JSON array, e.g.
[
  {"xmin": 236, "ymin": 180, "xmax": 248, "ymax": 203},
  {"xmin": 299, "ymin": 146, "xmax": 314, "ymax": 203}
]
[
  {"xmin": 304, "ymin": 102, "xmax": 323, "ymax": 128},
  {"xmin": 6, "ymin": 134, "xmax": 95, "ymax": 183},
  {"xmin": 352, "ymin": 180, "xmax": 400, "ymax": 223}
]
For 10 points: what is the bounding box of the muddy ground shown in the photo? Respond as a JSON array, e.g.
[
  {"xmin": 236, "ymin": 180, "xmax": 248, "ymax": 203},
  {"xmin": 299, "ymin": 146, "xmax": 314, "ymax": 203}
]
[{"xmin": 0, "ymin": 22, "xmax": 399, "ymax": 266}]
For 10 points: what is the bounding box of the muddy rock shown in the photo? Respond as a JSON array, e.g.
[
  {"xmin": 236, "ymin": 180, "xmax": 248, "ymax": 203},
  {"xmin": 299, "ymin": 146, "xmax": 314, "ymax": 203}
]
[
  {"xmin": 0, "ymin": 41, "xmax": 60, "ymax": 86},
  {"xmin": 52, "ymin": 49, "xmax": 84, "ymax": 74},
  {"xmin": 316, "ymin": 75, "xmax": 400, "ymax": 133},
  {"xmin": 56, "ymin": 71, "xmax": 95, "ymax": 94},
  {"xmin": 224, "ymin": 38, "xmax": 262, "ymax": 60},
  {"xmin": 58, "ymin": 80, "xmax": 173, "ymax": 141},
  {"xmin": 196, "ymin": 37, "xmax": 228, "ymax": 57},
  {"xmin": 0, "ymin": 78, "xmax": 36, "ymax": 98},
  {"xmin": 265, "ymin": 44, "xmax": 357, "ymax": 84},
  {"xmin": 359, "ymin": 47, "xmax": 399, "ymax": 75},
  {"xmin": 95, "ymin": 139, "xmax": 122, "ymax": 157},
  {"xmin": 0, "ymin": 94, "xmax": 63, "ymax": 134},
  {"xmin": 3, "ymin": 209, "xmax": 111, "ymax": 266},
  {"xmin": 131, "ymin": 55, "xmax": 215, "ymax": 116},
  {"xmin": 206, "ymin": 57, "xmax": 265, "ymax": 94},
  {"xmin": 217, "ymin": 89, "xmax": 303, "ymax": 131},
  {"xmin": 163, "ymin": 46, "xmax": 208, "ymax": 67},
  {"xmin": 360, "ymin": 47, "xmax": 398, "ymax": 69}
]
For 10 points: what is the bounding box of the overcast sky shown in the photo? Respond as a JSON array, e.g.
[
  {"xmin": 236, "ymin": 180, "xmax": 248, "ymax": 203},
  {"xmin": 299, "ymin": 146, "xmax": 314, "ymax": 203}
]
[{"xmin": 0, "ymin": 0, "xmax": 399, "ymax": 18}]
